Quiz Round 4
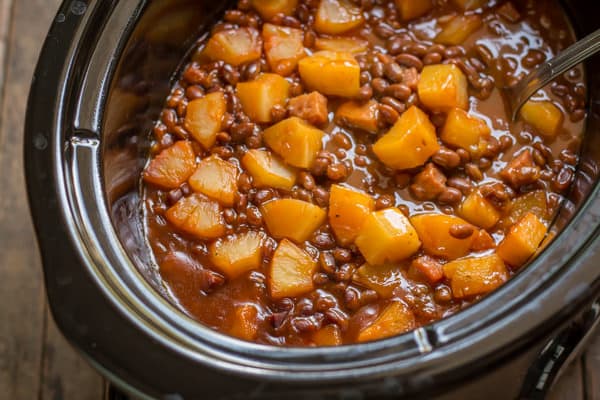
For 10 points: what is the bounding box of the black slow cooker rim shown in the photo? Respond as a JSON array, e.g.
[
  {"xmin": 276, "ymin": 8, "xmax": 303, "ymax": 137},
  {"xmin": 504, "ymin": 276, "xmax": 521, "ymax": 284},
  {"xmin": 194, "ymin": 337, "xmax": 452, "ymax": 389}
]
[{"xmin": 24, "ymin": 0, "xmax": 600, "ymax": 388}]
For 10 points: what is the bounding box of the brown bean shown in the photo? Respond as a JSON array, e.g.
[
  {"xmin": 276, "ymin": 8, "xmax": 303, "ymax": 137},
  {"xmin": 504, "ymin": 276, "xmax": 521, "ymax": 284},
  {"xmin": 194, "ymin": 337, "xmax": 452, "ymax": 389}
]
[
  {"xmin": 384, "ymin": 62, "xmax": 405, "ymax": 83},
  {"xmin": 313, "ymin": 186, "xmax": 330, "ymax": 207},
  {"xmin": 357, "ymin": 84, "xmax": 374, "ymax": 101},
  {"xmin": 319, "ymin": 252, "xmax": 336, "ymax": 274},
  {"xmin": 379, "ymin": 104, "xmax": 399, "ymax": 125},
  {"xmin": 238, "ymin": 172, "xmax": 253, "ymax": 192},
  {"xmin": 456, "ymin": 148, "xmax": 471, "ymax": 163},
  {"xmin": 423, "ymin": 52, "xmax": 443, "ymax": 65},
  {"xmin": 371, "ymin": 77, "xmax": 389, "ymax": 95},
  {"xmin": 381, "ymin": 96, "xmax": 406, "ymax": 114},
  {"xmin": 375, "ymin": 194, "xmax": 395, "ymax": 210},
  {"xmin": 570, "ymin": 109, "xmax": 586, "ymax": 122},
  {"xmin": 327, "ymin": 163, "xmax": 349, "ymax": 181},
  {"xmin": 385, "ymin": 83, "xmax": 412, "ymax": 101},
  {"xmin": 465, "ymin": 163, "xmax": 484, "ymax": 181},
  {"xmin": 438, "ymin": 187, "xmax": 463, "ymax": 205},
  {"xmin": 432, "ymin": 147, "xmax": 461, "ymax": 169},
  {"xmin": 553, "ymin": 167, "xmax": 574, "ymax": 191},
  {"xmin": 449, "ymin": 224, "xmax": 474, "ymax": 239},
  {"xmin": 396, "ymin": 53, "xmax": 423, "ymax": 71}
]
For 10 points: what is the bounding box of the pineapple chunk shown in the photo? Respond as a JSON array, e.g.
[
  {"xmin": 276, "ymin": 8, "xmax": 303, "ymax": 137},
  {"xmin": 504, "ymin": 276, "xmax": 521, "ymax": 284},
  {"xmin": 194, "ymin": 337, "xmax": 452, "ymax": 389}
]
[
  {"xmin": 353, "ymin": 263, "xmax": 405, "ymax": 298},
  {"xmin": 520, "ymin": 100, "xmax": 564, "ymax": 138},
  {"xmin": 314, "ymin": 37, "xmax": 369, "ymax": 54},
  {"xmin": 269, "ymin": 239, "xmax": 317, "ymax": 299},
  {"xmin": 298, "ymin": 51, "xmax": 361, "ymax": 98},
  {"xmin": 441, "ymin": 108, "xmax": 491, "ymax": 152},
  {"xmin": 443, "ymin": 254, "xmax": 509, "ymax": 298},
  {"xmin": 229, "ymin": 304, "xmax": 259, "ymax": 341},
  {"xmin": 335, "ymin": 100, "xmax": 379, "ymax": 133},
  {"xmin": 261, "ymin": 199, "xmax": 327, "ymax": 243},
  {"xmin": 435, "ymin": 15, "xmax": 483, "ymax": 45},
  {"xmin": 241, "ymin": 149, "xmax": 298, "ymax": 190},
  {"xmin": 314, "ymin": 0, "xmax": 365, "ymax": 35},
  {"xmin": 188, "ymin": 155, "xmax": 238, "ymax": 207},
  {"xmin": 263, "ymin": 24, "xmax": 306, "ymax": 76},
  {"xmin": 395, "ymin": 0, "xmax": 433, "ymax": 20},
  {"xmin": 459, "ymin": 191, "xmax": 500, "ymax": 229},
  {"xmin": 418, "ymin": 64, "xmax": 469, "ymax": 112},
  {"xmin": 143, "ymin": 141, "xmax": 196, "ymax": 189},
  {"xmin": 355, "ymin": 208, "xmax": 421, "ymax": 266},
  {"xmin": 166, "ymin": 194, "xmax": 225, "ymax": 239},
  {"xmin": 203, "ymin": 27, "xmax": 262, "ymax": 66},
  {"xmin": 357, "ymin": 302, "xmax": 416, "ymax": 342},
  {"xmin": 184, "ymin": 92, "xmax": 227, "ymax": 149},
  {"xmin": 372, "ymin": 106, "xmax": 440, "ymax": 170},
  {"xmin": 263, "ymin": 117, "xmax": 324, "ymax": 169},
  {"xmin": 497, "ymin": 213, "xmax": 547, "ymax": 267},
  {"xmin": 237, "ymin": 73, "xmax": 290, "ymax": 123},
  {"xmin": 312, "ymin": 325, "xmax": 343, "ymax": 346},
  {"xmin": 452, "ymin": 0, "xmax": 487, "ymax": 10},
  {"xmin": 210, "ymin": 231, "xmax": 264, "ymax": 278},
  {"xmin": 411, "ymin": 214, "xmax": 475, "ymax": 260},
  {"xmin": 329, "ymin": 184, "xmax": 375, "ymax": 245},
  {"xmin": 251, "ymin": 0, "xmax": 298, "ymax": 20},
  {"xmin": 503, "ymin": 190, "xmax": 548, "ymax": 229}
]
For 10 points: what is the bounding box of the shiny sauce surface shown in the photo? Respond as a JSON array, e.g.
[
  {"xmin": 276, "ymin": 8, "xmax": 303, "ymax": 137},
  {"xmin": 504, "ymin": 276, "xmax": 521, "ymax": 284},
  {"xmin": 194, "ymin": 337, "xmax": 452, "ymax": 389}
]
[{"xmin": 141, "ymin": 0, "xmax": 585, "ymax": 346}]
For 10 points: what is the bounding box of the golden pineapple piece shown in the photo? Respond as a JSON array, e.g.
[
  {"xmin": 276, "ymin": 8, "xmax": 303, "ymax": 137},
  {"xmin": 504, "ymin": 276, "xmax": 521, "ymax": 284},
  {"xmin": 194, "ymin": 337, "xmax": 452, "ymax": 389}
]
[
  {"xmin": 203, "ymin": 27, "xmax": 262, "ymax": 66},
  {"xmin": 261, "ymin": 199, "xmax": 327, "ymax": 243},
  {"xmin": 335, "ymin": 100, "xmax": 379, "ymax": 133},
  {"xmin": 452, "ymin": 0, "xmax": 487, "ymax": 10},
  {"xmin": 298, "ymin": 51, "xmax": 361, "ymax": 98},
  {"xmin": 263, "ymin": 24, "xmax": 306, "ymax": 76},
  {"xmin": 210, "ymin": 231, "xmax": 264, "ymax": 278},
  {"xmin": 184, "ymin": 91, "xmax": 227, "ymax": 149},
  {"xmin": 443, "ymin": 254, "xmax": 509, "ymax": 298},
  {"xmin": 269, "ymin": 239, "xmax": 317, "ymax": 299},
  {"xmin": 435, "ymin": 15, "xmax": 482, "ymax": 45},
  {"xmin": 328, "ymin": 184, "xmax": 375, "ymax": 245},
  {"xmin": 241, "ymin": 149, "xmax": 298, "ymax": 190},
  {"xmin": 410, "ymin": 214, "xmax": 475, "ymax": 260},
  {"xmin": 263, "ymin": 117, "xmax": 324, "ymax": 169},
  {"xmin": 520, "ymin": 100, "xmax": 564, "ymax": 137},
  {"xmin": 395, "ymin": 0, "xmax": 433, "ymax": 20},
  {"xmin": 357, "ymin": 302, "xmax": 416, "ymax": 342},
  {"xmin": 314, "ymin": 0, "xmax": 365, "ymax": 35},
  {"xmin": 312, "ymin": 325, "xmax": 343, "ymax": 346},
  {"xmin": 314, "ymin": 37, "xmax": 369, "ymax": 54},
  {"xmin": 441, "ymin": 108, "xmax": 491, "ymax": 152},
  {"xmin": 418, "ymin": 64, "xmax": 469, "ymax": 111},
  {"xmin": 372, "ymin": 106, "xmax": 440, "ymax": 170},
  {"xmin": 353, "ymin": 263, "xmax": 405, "ymax": 298},
  {"xmin": 166, "ymin": 194, "xmax": 225, "ymax": 239},
  {"xmin": 143, "ymin": 141, "xmax": 196, "ymax": 189},
  {"xmin": 237, "ymin": 73, "xmax": 290, "ymax": 123},
  {"xmin": 459, "ymin": 191, "xmax": 501, "ymax": 229},
  {"xmin": 188, "ymin": 155, "xmax": 238, "ymax": 207},
  {"xmin": 229, "ymin": 304, "xmax": 259, "ymax": 341},
  {"xmin": 502, "ymin": 190, "xmax": 548, "ymax": 229},
  {"xmin": 251, "ymin": 0, "xmax": 298, "ymax": 20},
  {"xmin": 497, "ymin": 213, "xmax": 547, "ymax": 268},
  {"xmin": 355, "ymin": 208, "xmax": 421, "ymax": 266}
]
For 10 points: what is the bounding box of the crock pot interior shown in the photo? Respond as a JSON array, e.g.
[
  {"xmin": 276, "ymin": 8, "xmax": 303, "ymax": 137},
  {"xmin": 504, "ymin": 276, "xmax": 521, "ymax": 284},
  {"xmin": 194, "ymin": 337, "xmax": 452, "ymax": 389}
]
[{"xmin": 101, "ymin": 0, "xmax": 600, "ymax": 346}]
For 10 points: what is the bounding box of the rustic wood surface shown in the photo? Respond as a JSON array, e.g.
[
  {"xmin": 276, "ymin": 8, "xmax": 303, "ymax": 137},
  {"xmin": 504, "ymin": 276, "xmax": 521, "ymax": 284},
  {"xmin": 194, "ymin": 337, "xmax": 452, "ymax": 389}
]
[{"xmin": 0, "ymin": 0, "xmax": 596, "ymax": 399}]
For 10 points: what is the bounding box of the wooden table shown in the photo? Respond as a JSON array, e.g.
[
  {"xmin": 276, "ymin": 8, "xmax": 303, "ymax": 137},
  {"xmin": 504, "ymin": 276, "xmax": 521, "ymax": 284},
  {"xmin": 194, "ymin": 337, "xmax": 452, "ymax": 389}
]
[{"xmin": 0, "ymin": 0, "xmax": 597, "ymax": 399}]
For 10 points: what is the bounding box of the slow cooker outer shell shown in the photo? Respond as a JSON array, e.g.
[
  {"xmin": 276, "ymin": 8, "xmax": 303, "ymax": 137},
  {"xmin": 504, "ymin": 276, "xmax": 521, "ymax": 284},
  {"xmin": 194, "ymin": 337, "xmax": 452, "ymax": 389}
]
[{"xmin": 25, "ymin": 0, "xmax": 600, "ymax": 399}]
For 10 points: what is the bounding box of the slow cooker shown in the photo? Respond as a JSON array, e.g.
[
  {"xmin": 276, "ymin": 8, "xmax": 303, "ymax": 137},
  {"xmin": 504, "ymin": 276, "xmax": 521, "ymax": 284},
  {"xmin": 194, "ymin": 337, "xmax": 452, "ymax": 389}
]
[{"xmin": 24, "ymin": 1, "xmax": 600, "ymax": 399}]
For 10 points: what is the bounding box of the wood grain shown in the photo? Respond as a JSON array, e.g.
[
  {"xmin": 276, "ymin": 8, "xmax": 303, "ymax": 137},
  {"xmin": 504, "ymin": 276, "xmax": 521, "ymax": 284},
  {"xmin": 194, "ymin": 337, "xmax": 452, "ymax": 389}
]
[
  {"xmin": 549, "ymin": 358, "xmax": 585, "ymax": 400},
  {"xmin": 0, "ymin": 0, "xmax": 103, "ymax": 399}
]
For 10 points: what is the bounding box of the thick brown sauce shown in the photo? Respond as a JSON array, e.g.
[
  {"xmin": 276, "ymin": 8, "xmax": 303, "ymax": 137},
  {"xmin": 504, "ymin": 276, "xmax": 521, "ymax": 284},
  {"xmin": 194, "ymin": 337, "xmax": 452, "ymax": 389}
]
[{"xmin": 142, "ymin": 0, "xmax": 585, "ymax": 346}]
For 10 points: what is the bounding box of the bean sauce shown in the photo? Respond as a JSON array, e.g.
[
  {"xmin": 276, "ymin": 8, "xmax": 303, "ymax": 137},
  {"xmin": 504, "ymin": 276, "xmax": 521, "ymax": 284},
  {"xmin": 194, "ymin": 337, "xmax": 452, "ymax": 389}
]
[{"xmin": 141, "ymin": 0, "xmax": 585, "ymax": 346}]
